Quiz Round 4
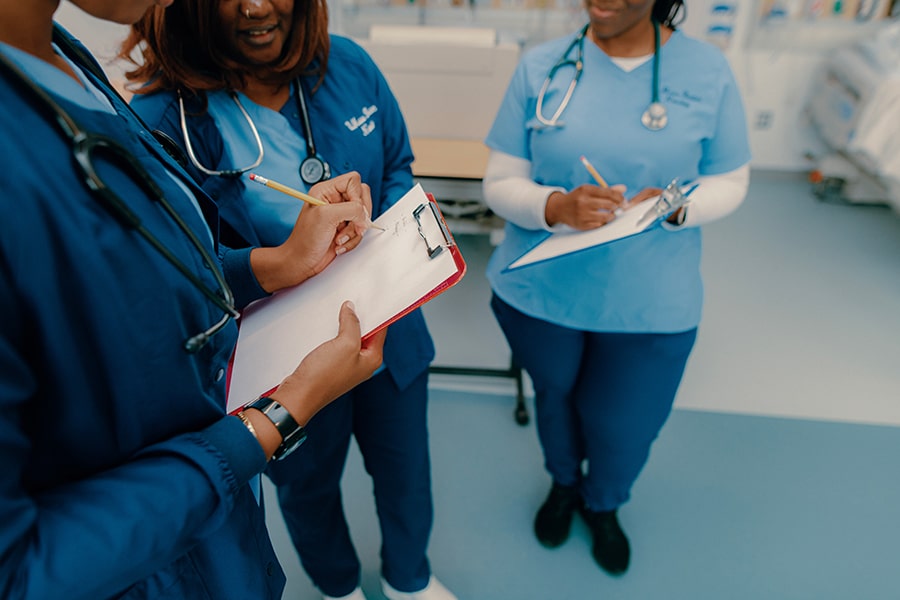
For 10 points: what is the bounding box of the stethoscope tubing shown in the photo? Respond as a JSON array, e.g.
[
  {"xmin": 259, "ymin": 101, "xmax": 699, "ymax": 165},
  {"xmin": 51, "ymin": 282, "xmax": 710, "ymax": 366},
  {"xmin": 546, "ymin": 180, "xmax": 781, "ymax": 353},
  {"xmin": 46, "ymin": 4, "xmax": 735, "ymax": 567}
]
[
  {"xmin": 535, "ymin": 19, "xmax": 665, "ymax": 131},
  {"xmin": 179, "ymin": 89, "xmax": 264, "ymax": 179},
  {"xmin": 0, "ymin": 50, "xmax": 238, "ymax": 352},
  {"xmin": 535, "ymin": 24, "xmax": 588, "ymax": 128},
  {"xmin": 294, "ymin": 79, "xmax": 330, "ymax": 185},
  {"xmin": 295, "ymin": 79, "xmax": 317, "ymax": 159},
  {"xmin": 179, "ymin": 79, "xmax": 329, "ymax": 184}
]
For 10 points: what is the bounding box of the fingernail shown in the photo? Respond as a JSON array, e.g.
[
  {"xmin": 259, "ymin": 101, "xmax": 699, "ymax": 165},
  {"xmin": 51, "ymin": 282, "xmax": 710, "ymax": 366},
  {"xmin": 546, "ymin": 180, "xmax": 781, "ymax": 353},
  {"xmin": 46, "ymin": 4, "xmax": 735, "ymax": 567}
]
[
  {"xmin": 336, "ymin": 246, "xmax": 347, "ymax": 255},
  {"xmin": 346, "ymin": 300, "xmax": 356, "ymax": 311},
  {"xmin": 338, "ymin": 235, "xmax": 350, "ymax": 245}
]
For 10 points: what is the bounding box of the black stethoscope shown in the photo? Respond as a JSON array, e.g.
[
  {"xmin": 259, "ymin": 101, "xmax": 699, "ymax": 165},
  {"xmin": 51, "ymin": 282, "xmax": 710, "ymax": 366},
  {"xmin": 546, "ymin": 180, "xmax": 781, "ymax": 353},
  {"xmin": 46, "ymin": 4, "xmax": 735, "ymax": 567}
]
[
  {"xmin": 179, "ymin": 79, "xmax": 331, "ymax": 185},
  {"xmin": 535, "ymin": 19, "xmax": 666, "ymax": 131},
  {"xmin": 0, "ymin": 50, "xmax": 239, "ymax": 353}
]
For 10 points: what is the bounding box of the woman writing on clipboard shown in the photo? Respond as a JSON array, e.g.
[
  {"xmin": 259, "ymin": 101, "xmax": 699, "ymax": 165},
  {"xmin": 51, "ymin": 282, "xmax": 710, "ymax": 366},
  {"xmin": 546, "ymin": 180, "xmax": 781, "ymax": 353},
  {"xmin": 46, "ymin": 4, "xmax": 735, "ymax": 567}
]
[
  {"xmin": 124, "ymin": 1, "xmax": 454, "ymax": 598},
  {"xmin": 482, "ymin": 0, "xmax": 751, "ymax": 576}
]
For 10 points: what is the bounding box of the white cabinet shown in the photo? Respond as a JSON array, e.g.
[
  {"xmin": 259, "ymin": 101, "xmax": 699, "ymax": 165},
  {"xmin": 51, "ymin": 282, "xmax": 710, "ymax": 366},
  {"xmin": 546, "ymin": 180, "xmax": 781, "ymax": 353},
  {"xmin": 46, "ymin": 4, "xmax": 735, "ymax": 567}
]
[{"xmin": 331, "ymin": 0, "xmax": 898, "ymax": 171}]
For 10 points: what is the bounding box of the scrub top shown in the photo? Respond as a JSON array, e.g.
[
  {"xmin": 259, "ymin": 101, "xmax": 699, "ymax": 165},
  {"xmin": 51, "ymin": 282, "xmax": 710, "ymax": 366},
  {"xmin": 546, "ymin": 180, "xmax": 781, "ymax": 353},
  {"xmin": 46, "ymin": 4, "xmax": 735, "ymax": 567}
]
[
  {"xmin": 0, "ymin": 32, "xmax": 281, "ymax": 600},
  {"xmin": 206, "ymin": 86, "xmax": 313, "ymax": 247},
  {"xmin": 486, "ymin": 29, "xmax": 751, "ymax": 333},
  {"xmin": 131, "ymin": 35, "xmax": 435, "ymax": 392}
]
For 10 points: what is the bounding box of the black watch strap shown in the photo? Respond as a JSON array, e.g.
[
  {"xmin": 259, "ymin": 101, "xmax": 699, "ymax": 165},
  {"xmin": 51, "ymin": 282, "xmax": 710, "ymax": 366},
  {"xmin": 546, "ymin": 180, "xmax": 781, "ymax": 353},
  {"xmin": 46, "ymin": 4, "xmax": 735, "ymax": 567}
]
[{"xmin": 247, "ymin": 395, "xmax": 307, "ymax": 460}]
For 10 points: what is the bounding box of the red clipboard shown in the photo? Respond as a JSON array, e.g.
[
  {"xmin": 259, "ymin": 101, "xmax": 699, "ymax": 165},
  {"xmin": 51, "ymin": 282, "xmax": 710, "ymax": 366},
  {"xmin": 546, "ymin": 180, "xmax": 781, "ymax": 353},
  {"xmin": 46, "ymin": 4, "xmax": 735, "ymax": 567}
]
[{"xmin": 225, "ymin": 184, "xmax": 466, "ymax": 414}]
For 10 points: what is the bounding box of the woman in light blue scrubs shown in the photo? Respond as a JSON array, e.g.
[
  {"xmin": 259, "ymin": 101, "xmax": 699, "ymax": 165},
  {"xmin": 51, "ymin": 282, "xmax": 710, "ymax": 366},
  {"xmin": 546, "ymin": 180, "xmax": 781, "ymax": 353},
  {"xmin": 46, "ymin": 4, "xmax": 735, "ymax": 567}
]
[
  {"xmin": 483, "ymin": 0, "xmax": 751, "ymax": 576},
  {"xmin": 125, "ymin": 2, "xmax": 454, "ymax": 599}
]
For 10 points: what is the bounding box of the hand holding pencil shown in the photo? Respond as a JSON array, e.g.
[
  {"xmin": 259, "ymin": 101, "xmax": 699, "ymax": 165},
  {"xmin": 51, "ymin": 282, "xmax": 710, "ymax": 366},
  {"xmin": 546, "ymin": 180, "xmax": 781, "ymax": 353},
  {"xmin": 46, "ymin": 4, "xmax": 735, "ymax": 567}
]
[
  {"xmin": 249, "ymin": 173, "xmax": 384, "ymax": 231},
  {"xmin": 580, "ymin": 155, "xmax": 609, "ymax": 188},
  {"xmin": 545, "ymin": 181, "xmax": 626, "ymax": 231},
  {"xmin": 577, "ymin": 155, "xmax": 627, "ymax": 218},
  {"xmin": 248, "ymin": 171, "xmax": 382, "ymax": 292}
]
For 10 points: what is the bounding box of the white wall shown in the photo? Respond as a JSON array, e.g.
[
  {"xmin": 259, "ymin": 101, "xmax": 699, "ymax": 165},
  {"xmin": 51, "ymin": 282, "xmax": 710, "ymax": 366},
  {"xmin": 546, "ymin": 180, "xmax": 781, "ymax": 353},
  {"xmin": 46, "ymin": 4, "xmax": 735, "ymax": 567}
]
[
  {"xmin": 55, "ymin": 3, "xmax": 131, "ymax": 86},
  {"xmin": 52, "ymin": 1, "xmax": 900, "ymax": 429},
  {"xmin": 56, "ymin": 0, "xmax": 899, "ymax": 171}
]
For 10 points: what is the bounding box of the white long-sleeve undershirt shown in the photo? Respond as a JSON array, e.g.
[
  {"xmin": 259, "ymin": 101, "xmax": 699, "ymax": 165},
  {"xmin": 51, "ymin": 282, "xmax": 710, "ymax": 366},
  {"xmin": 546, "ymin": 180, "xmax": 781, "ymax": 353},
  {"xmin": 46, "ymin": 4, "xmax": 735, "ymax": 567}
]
[{"xmin": 481, "ymin": 150, "xmax": 750, "ymax": 232}]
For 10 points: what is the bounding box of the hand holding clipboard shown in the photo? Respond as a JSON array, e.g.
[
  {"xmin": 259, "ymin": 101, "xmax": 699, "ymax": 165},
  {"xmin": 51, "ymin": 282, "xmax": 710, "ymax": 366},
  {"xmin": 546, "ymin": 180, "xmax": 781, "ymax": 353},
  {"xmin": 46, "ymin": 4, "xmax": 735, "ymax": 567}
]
[
  {"xmin": 506, "ymin": 177, "xmax": 698, "ymax": 272},
  {"xmin": 635, "ymin": 179, "xmax": 697, "ymax": 227},
  {"xmin": 226, "ymin": 184, "xmax": 465, "ymax": 413}
]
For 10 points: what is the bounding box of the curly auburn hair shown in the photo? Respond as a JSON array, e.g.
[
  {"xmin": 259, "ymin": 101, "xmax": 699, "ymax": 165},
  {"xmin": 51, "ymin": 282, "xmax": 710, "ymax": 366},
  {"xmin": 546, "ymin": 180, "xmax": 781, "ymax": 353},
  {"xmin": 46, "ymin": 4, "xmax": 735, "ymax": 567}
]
[{"xmin": 120, "ymin": 0, "xmax": 330, "ymax": 97}]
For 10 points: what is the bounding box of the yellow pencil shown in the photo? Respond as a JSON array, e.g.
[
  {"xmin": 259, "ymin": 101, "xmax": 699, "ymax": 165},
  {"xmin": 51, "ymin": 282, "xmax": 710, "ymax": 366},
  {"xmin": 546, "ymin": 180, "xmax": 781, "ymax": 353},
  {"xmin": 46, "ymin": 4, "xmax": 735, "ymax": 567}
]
[
  {"xmin": 248, "ymin": 173, "xmax": 385, "ymax": 231},
  {"xmin": 579, "ymin": 155, "xmax": 609, "ymax": 188},
  {"xmin": 248, "ymin": 173, "xmax": 327, "ymax": 205},
  {"xmin": 579, "ymin": 156, "xmax": 625, "ymax": 216}
]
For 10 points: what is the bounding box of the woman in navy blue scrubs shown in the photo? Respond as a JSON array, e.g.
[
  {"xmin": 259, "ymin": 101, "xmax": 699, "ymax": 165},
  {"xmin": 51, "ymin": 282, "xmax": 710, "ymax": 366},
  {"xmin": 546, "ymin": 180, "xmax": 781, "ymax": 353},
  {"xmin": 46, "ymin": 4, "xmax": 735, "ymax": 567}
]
[{"xmin": 0, "ymin": 0, "xmax": 385, "ymax": 598}]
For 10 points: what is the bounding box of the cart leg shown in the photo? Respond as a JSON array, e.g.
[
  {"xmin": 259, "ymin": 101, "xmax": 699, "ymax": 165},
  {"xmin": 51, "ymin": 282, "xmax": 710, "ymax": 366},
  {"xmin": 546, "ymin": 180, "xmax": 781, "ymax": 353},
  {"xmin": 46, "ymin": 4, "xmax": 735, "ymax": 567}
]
[{"xmin": 512, "ymin": 359, "xmax": 529, "ymax": 426}]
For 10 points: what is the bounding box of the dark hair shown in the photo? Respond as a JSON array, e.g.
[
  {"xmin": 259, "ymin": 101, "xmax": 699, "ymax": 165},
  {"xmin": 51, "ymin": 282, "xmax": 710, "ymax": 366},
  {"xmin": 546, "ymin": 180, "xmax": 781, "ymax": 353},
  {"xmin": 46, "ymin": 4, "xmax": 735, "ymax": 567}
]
[
  {"xmin": 653, "ymin": 0, "xmax": 686, "ymax": 28},
  {"xmin": 120, "ymin": 0, "xmax": 331, "ymax": 96}
]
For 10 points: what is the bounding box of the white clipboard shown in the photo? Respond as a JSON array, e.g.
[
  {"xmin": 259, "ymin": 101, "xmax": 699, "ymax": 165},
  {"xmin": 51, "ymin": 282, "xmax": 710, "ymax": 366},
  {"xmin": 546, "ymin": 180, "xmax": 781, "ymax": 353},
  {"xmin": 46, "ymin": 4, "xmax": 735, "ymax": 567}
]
[
  {"xmin": 505, "ymin": 197, "xmax": 656, "ymax": 271},
  {"xmin": 505, "ymin": 182, "xmax": 697, "ymax": 271},
  {"xmin": 225, "ymin": 184, "xmax": 466, "ymax": 413}
]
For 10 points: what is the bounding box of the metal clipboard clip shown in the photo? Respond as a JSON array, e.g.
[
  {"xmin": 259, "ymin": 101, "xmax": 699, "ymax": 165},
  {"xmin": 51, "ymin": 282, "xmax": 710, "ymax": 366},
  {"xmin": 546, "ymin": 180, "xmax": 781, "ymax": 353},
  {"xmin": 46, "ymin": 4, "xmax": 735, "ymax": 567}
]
[
  {"xmin": 413, "ymin": 202, "xmax": 454, "ymax": 259},
  {"xmin": 636, "ymin": 178, "xmax": 696, "ymax": 227}
]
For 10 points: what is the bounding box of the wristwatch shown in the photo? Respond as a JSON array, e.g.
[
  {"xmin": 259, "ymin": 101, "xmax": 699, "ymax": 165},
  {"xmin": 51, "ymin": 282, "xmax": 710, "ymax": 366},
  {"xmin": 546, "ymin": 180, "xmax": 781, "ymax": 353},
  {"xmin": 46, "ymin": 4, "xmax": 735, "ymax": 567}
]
[{"xmin": 247, "ymin": 395, "xmax": 308, "ymax": 460}]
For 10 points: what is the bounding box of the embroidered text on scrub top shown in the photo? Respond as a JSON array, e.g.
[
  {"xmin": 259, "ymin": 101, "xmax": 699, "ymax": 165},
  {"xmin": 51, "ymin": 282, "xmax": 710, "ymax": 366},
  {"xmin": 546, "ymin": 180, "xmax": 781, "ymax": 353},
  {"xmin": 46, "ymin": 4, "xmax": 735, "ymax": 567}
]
[
  {"xmin": 344, "ymin": 104, "xmax": 378, "ymax": 136},
  {"xmin": 661, "ymin": 86, "xmax": 703, "ymax": 109}
]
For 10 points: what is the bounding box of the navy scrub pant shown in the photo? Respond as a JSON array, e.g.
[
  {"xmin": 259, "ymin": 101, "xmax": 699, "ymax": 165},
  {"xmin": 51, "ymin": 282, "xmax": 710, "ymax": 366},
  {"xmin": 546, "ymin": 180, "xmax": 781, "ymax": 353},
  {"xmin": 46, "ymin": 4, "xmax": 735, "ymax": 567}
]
[
  {"xmin": 265, "ymin": 369, "xmax": 432, "ymax": 598},
  {"xmin": 491, "ymin": 294, "xmax": 697, "ymax": 511}
]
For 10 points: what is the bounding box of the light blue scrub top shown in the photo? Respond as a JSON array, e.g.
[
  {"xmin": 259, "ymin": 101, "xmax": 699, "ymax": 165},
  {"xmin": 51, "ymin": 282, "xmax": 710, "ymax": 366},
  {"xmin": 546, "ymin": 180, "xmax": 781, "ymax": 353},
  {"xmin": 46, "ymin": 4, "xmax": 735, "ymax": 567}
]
[
  {"xmin": 207, "ymin": 84, "xmax": 388, "ymax": 377},
  {"xmin": 485, "ymin": 29, "xmax": 751, "ymax": 333},
  {"xmin": 207, "ymin": 86, "xmax": 310, "ymax": 247}
]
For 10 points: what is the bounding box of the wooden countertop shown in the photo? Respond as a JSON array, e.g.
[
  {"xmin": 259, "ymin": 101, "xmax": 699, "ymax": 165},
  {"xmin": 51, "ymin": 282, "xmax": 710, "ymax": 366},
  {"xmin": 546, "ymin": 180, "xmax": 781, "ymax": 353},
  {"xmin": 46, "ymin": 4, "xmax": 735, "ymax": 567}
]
[{"xmin": 410, "ymin": 138, "xmax": 490, "ymax": 180}]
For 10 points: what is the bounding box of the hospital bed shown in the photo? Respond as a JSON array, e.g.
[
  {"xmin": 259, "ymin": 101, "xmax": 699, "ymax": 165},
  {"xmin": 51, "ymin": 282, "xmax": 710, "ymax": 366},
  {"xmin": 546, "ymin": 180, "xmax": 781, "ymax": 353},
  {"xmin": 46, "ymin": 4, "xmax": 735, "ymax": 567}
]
[{"xmin": 805, "ymin": 23, "xmax": 900, "ymax": 212}]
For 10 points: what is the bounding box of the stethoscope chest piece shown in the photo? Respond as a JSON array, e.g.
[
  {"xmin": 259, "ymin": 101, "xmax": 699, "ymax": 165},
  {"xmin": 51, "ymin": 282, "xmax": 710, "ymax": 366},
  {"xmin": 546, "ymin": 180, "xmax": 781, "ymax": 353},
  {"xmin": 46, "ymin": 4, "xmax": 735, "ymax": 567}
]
[
  {"xmin": 294, "ymin": 80, "xmax": 331, "ymax": 185},
  {"xmin": 641, "ymin": 101, "xmax": 668, "ymax": 131},
  {"xmin": 299, "ymin": 155, "xmax": 330, "ymax": 185}
]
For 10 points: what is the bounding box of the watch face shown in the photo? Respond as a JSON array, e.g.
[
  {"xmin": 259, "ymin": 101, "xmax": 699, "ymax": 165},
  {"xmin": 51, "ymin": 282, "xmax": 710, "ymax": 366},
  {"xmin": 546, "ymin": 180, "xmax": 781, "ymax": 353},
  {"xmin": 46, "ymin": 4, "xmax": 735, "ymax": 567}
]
[
  {"xmin": 275, "ymin": 428, "xmax": 308, "ymax": 460},
  {"xmin": 299, "ymin": 157, "xmax": 328, "ymax": 185},
  {"xmin": 250, "ymin": 395, "xmax": 307, "ymax": 460}
]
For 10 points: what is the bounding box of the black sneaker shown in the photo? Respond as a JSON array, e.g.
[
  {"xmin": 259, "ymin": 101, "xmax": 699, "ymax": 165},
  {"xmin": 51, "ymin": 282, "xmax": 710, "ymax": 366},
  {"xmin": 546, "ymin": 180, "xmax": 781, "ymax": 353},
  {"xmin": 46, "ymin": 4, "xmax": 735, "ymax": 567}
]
[
  {"xmin": 579, "ymin": 507, "xmax": 630, "ymax": 575},
  {"xmin": 534, "ymin": 483, "xmax": 580, "ymax": 548}
]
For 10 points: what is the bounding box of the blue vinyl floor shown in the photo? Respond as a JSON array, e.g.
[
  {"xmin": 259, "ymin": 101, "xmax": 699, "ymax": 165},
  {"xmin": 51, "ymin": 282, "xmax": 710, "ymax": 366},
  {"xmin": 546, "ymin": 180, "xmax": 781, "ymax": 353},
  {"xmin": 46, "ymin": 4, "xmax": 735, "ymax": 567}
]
[
  {"xmin": 265, "ymin": 171, "xmax": 900, "ymax": 600},
  {"xmin": 266, "ymin": 391, "xmax": 900, "ymax": 600},
  {"xmin": 40, "ymin": 10, "xmax": 900, "ymax": 597}
]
